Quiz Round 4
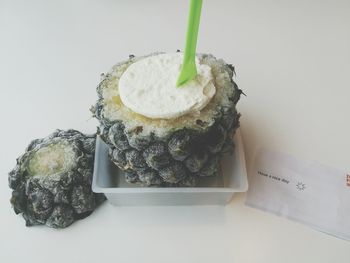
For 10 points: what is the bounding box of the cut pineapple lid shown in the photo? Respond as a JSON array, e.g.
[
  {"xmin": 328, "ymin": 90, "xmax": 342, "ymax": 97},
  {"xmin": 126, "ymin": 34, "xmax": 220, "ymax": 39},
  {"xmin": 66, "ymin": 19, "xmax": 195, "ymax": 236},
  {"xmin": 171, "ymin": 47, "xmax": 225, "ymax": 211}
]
[{"xmin": 119, "ymin": 53, "xmax": 216, "ymax": 119}]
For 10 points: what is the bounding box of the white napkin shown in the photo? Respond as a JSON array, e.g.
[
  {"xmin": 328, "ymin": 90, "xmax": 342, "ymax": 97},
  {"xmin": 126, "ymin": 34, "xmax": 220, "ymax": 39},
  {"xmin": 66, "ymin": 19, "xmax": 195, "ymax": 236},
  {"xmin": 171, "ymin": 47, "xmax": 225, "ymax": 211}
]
[{"xmin": 245, "ymin": 147, "xmax": 350, "ymax": 241}]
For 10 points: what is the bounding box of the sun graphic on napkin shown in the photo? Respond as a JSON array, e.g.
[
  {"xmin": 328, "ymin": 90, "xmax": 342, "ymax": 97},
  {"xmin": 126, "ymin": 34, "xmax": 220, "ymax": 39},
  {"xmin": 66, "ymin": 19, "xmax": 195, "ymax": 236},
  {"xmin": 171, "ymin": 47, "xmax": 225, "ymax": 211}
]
[{"xmin": 296, "ymin": 182, "xmax": 306, "ymax": 191}]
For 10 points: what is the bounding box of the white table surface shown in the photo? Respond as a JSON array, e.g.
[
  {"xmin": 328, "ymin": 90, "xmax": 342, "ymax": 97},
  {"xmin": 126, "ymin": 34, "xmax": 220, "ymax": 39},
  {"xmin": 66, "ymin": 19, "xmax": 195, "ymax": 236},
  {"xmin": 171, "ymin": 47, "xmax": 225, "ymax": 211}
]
[{"xmin": 1, "ymin": 0, "xmax": 349, "ymax": 262}]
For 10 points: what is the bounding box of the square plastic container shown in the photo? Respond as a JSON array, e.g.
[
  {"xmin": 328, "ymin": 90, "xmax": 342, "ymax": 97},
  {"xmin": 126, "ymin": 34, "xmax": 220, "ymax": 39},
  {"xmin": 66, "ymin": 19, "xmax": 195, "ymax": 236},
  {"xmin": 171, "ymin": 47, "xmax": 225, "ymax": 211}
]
[{"xmin": 92, "ymin": 129, "xmax": 248, "ymax": 206}]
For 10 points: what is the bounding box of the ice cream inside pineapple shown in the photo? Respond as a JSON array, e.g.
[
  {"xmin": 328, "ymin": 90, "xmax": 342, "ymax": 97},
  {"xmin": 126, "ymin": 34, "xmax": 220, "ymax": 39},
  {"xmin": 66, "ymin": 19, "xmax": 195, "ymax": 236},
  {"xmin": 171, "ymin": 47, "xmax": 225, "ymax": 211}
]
[
  {"xmin": 118, "ymin": 53, "xmax": 216, "ymax": 119},
  {"xmin": 98, "ymin": 52, "xmax": 238, "ymax": 138}
]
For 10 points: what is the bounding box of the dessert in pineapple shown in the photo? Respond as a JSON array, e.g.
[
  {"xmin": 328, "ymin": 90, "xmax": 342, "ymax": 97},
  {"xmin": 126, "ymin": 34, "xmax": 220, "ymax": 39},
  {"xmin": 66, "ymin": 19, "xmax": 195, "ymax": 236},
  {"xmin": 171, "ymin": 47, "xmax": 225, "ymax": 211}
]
[{"xmin": 92, "ymin": 52, "xmax": 241, "ymax": 186}]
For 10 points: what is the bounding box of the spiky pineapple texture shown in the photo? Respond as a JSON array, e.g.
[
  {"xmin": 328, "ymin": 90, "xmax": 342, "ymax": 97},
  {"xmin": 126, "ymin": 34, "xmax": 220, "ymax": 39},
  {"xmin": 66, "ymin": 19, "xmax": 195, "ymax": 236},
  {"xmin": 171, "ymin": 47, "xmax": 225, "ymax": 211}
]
[
  {"xmin": 9, "ymin": 130, "xmax": 105, "ymax": 228},
  {"xmin": 92, "ymin": 53, "xmax": 242, "ymax": 186}
]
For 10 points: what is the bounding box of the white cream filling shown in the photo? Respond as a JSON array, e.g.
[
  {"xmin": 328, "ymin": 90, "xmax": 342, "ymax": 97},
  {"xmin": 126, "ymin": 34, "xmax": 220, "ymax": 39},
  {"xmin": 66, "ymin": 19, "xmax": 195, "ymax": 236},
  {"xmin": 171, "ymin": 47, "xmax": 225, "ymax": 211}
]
[{"xmin": 118, "ymin": 53, "xmax": 216, "ymax": 119}]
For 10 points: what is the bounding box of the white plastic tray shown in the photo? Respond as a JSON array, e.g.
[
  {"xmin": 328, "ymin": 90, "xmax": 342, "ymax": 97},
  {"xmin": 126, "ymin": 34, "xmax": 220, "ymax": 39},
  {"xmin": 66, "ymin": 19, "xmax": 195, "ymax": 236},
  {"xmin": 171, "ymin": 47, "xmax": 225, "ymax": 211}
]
[{"xmin": 92, "ymin": 129, "xmax": 248, "ymax": 206}]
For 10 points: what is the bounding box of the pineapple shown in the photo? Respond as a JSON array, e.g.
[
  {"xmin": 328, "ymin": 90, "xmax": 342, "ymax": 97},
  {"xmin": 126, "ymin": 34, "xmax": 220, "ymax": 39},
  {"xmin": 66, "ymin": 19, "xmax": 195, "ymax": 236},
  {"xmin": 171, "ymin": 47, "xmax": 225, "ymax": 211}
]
[
  {"xmin": 9, "ymin": 130, "xmax": 105, "ymax": 228},
  {"xmin": 92, "ymin": 53, "xmax": 242, "ymax": 186}
]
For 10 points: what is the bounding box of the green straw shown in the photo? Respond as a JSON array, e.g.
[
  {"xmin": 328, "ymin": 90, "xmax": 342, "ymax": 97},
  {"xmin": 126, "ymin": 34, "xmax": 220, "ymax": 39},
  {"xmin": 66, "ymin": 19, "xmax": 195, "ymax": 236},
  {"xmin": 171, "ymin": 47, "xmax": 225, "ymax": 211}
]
[{"xmin": 176, "ymin": 0, "xmax": 203, "ymax": 87}]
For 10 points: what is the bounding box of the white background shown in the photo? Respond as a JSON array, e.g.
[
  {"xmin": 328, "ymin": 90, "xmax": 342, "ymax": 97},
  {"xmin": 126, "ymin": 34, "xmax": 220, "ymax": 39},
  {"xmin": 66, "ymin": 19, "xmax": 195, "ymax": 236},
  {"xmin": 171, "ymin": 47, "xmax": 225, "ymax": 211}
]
[{"xmin": 1, "ymin": 0, "xmax": 349, "ymax": 262}]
